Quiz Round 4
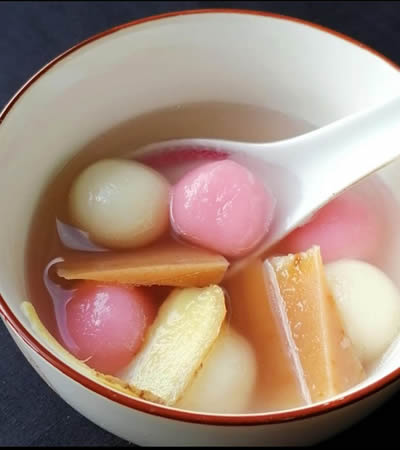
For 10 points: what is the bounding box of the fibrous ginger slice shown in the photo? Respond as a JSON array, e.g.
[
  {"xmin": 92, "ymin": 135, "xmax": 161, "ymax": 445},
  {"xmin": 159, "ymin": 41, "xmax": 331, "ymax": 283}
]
[
  {"xmin": 56, "ymin": 242, "xmax": 228, "ymax": 287},
  {"xmin": 125, "ymin": 285, "xmax": 226, "ymax": 405},
  {"xmin": 225, "ymin": 259, "xmax": 308, "ymax": 411},
  {"xmin": 268, "ymin": 246, "xmax": 366, "ymax": 403}
]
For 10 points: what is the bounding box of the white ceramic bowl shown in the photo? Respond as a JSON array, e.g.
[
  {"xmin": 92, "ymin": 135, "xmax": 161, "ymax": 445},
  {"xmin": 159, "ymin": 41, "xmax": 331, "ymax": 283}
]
[{"xmin": 1, "ymin": 9, "xmax": 400, "ymax": 447}]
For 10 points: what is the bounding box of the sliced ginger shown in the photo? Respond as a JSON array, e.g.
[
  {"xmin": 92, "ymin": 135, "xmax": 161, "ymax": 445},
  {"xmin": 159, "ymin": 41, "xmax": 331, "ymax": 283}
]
[
  {"xmin": 22, "ymin": 285, "xmax": 226, "ymax": 407},
  {"xmin": 268, "ymin": 246, "xmax": 366, "ymax": 403},
  {"xmin": 25, "ymin": 241, "xmax": 365, "ymax": 411},
  {"xmin": 225, "ymin": 245, "xmax": 365, "ymax": 410},
  {"xmin": 56, "ymin": 242, "xmax": 228, "ymax": 287},
  {"xmin": 123, "ymin": 285, "xmax": 226, "ymax": 406}
]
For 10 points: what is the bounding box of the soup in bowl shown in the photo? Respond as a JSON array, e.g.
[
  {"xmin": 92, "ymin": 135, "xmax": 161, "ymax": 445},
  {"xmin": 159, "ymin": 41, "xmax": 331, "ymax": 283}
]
[{"xmin": 0, "ymin": 10, "xmax": 400, "ymax": 446}]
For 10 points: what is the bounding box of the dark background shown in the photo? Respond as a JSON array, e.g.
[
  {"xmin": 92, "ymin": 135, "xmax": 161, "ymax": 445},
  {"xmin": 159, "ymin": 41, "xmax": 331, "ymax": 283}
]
[{"xmin": 0, "ymin": 1, "xmax": 399, "ymax": 447}]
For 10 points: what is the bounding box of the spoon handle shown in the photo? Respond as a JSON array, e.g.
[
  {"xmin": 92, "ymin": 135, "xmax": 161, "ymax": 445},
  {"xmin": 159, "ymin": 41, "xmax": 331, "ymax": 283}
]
[
  {"xmin": 228, "ymin": 96, "xmax": 400, "ymax": 275},
  {"xmin": 260, "ymin": 96, "xmax": 400, "ymax": 213}
]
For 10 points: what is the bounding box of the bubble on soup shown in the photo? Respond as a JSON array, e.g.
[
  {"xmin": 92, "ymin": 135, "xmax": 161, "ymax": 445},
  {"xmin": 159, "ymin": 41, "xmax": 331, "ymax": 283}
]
[
  {"xmin": 43, "ymin": 257, "xmax": 79, "ymax": 353},
  {"xmin": 56, "ymin": 219, "xmax": 107, "ymax": 252},
  {"xmin": 69, "ymin": 159, "xmax": 170, "ymax": 249}
]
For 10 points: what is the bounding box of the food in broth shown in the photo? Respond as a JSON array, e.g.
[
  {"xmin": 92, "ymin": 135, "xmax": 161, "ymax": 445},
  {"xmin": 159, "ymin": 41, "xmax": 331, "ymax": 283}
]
[
  {"xmin": 123, "ymin": 285, "xmax": 226, "ymax": 406},
  {"xmin": 170, "ymin": 159, "xmax": 275, "ymax": 258},
  {"xmin": 69, "ymin": 159, "xmax": 170, "ymax": 249},
  {"xmin": 326, "ymin": 259, "xmax": 400, "ymax": 366},
  {"xmin": 268, "ymin": 247, "xmax": 365, "ymax": 403},
  {"xmin": 56, "ymin": 241, "xmax": 229, "ymax": 287},
  {"xmin": 24, "ymin": 104, "xmax": 400, "ymax": 414}
]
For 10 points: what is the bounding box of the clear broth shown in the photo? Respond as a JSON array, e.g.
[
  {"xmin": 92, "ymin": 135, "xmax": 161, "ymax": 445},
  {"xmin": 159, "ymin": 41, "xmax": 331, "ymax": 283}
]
[{"xmin": 25, "ymin": 101, "xmax": 398, "ymax": 413}]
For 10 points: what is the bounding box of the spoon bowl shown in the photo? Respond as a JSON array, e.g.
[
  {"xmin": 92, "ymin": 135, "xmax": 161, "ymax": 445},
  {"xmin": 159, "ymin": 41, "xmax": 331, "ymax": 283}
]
[{"xmin": 131, "ymin": 96, "xmax": 400, "ymax": 273}]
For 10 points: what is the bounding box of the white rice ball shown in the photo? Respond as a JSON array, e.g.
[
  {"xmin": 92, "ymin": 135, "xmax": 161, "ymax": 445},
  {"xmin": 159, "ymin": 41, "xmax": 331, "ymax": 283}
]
[
  {"xmin": 325, "ymin": 259, "xmax": 400, "ymax": 366},
  {"xmin": 69, "ymin": 159, "xmax": 170, "ymax": 249},
  {"xmin": 177, "ymin": 326, "xmax": 257, "ymax": 414}
]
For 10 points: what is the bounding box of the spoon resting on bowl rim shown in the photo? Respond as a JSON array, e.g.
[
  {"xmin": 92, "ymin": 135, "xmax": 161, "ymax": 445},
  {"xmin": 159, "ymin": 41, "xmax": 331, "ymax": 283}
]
[{"xmin": 129, "ymin": 96, "xmax": 400, "ymax": 276}]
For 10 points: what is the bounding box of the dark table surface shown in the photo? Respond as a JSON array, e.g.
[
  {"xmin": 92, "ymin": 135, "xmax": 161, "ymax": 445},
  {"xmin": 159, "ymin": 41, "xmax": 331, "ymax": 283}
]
[{"xmin": 0, "ymin": 1, "xmax": 399, "ymax": 447}]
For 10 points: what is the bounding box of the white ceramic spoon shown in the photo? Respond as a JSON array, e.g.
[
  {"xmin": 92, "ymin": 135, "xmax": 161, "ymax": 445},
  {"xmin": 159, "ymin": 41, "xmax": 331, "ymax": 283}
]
[{"xmin": 131, "ymin": 96, "xmax": 400, "ymax": 275}]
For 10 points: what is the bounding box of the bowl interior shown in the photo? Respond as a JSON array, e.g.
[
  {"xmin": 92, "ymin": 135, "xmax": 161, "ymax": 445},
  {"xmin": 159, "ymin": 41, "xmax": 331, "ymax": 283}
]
[{"xmin": 1, "ymin": 11, "xmax": 400, "ymax": 416}]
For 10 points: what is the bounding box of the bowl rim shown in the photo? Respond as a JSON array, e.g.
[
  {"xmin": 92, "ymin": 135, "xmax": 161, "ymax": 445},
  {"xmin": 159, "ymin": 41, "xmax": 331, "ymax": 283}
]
[{"xmin": 0, "ymin": 8, "xmax": 399, "ymax": 426}]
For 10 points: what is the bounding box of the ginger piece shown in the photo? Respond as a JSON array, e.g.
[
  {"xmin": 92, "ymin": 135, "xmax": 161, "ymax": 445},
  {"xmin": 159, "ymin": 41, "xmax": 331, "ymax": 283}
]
[
  {"xmin": 124, "ymin": 285, "xmax": 226, "ymax": 406},
  {"xmin": 268, "ymin": 246, "xmax": 366, "ymax": 403},
  {"xmin": 225, "ymin": 246, "xmax": 365, "ymax": 410},
  {"xmin": 56, "ymin": 242, "xmax": 228, "ymax": 287}
]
